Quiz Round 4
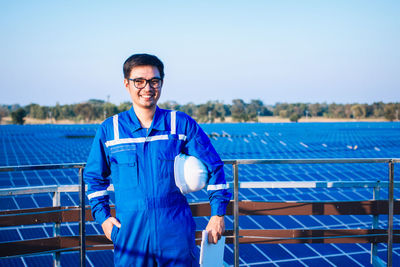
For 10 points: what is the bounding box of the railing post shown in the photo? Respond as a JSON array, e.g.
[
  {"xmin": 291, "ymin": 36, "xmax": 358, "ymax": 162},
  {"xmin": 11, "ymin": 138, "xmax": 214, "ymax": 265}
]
[
  {"xmin": 371, "ymin": 182, "xmax": 380, "ymax": 266},
  {"xmin": 233, "ymin": 162, "xmax": 239, "ymax": 267},
  {"xmin": 79, "ymin": 167, "xmax": 86, "ymax": 267},
  {"xmin": 388, "ymin": 161, "xmax": 394, "ymax": 267},
  {"xmin": 52, "ymin": 189, "xmax": 60, "ymax": 267}
]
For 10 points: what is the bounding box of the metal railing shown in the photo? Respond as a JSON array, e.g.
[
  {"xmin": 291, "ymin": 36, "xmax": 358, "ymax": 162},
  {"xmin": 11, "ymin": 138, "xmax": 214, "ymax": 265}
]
[
  {"xmin": 0, "ymin": 158, "xmax": 399, "ymax": 267},
  {"xmin": 226, "ymin": 158, "xmax": 399, "ymax": 267},
  {"xmin": 0, "ymin": 163, "xmax": 86, "ymax": 267}
]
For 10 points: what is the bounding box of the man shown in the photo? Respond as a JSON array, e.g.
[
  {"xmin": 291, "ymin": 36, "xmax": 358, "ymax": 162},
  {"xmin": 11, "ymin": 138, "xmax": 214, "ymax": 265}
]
[{"xmin": 84, "ymin": 53, "xmax": 231, "ymax": 266}]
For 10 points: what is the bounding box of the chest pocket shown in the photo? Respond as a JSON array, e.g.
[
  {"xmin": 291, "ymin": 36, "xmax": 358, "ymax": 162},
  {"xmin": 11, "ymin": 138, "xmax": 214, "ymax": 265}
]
[
  {"xmin": 157, "ymin": 135, "xmax": 180, "ymax": 179},
  {"xmin": 110, "ymin": 144, "xmax": 138, "ymax": 188}
]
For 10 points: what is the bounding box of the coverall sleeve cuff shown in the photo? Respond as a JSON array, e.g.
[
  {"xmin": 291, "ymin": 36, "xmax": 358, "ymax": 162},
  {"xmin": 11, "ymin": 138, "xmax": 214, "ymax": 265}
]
[
  {"xmin": 210, "ymin": 201, "xmax": 229, "ymax": 216},
  {"xmin": 95, "ymin": 211, "xmax": 111, "ymax": 226}
]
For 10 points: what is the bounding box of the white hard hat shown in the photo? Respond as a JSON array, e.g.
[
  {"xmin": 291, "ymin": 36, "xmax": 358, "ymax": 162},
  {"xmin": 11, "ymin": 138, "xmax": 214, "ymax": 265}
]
[{"xmin": 174, "ymin": 153, "xmax": 208, "ymax": 194}]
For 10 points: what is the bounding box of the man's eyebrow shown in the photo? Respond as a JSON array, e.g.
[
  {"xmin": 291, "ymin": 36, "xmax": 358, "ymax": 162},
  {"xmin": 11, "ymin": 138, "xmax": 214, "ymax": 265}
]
[{"xmin": 130, "ymin": 77, "xmax": 161, "ymax": 79}]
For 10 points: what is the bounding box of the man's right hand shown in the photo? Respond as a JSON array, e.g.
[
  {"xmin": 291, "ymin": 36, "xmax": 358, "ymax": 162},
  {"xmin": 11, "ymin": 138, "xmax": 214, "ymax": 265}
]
[{"xmin": 101, "ymin": 217, "xmax": 121, "ymax": 241}]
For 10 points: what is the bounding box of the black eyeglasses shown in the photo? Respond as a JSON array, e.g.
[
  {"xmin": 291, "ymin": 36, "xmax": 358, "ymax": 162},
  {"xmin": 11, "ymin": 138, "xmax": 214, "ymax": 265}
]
[{"xmin": 128, "ymin": 78, "xmax": 163, "ymax": 89}]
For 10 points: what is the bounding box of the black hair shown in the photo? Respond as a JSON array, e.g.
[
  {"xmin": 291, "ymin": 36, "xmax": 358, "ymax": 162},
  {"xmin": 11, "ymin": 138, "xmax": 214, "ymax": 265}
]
[{"xmin": 123, "ymin": 53, "xmax": 164, "ymax": 79}]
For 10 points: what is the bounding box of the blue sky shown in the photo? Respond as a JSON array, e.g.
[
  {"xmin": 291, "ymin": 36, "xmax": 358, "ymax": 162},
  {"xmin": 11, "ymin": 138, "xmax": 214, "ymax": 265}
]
[{"xmin": 1, "ymin": 0, "xmax": 399, "ymax": 106}]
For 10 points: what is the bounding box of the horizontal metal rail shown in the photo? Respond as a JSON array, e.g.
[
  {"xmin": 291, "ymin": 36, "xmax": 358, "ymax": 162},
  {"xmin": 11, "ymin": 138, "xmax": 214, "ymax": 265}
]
[
  {"xmin": 3, "ymin": 229, "xmax": 400, "ymax": 258},
  {"xmin": 0, "ymin": 185, "xmax": 81, "ymax": 196},
  {"xmin": 0, "ymin": 184, "xmax": 113, "ymax": 196},
  {"xmin": 0, "ymin": 163, "xmax": 86, "ymax": 172},
  {"xmin": 1, "ymin": 181, "xmax": 399, "ymax": 197},
  {"xmin": 230, "ymin": 181, "xmax": 400, "ymax": 189},
  {"xmin": 2, "ymin": 200, "xmax": 400, "ymax": 228},
  {"xmin": 223, "ymin": 158, "xmax": 400, "ymax": 165},
  {"xmin": 1, "ymin": 158, "xmax": 399, "ymax": 172}
]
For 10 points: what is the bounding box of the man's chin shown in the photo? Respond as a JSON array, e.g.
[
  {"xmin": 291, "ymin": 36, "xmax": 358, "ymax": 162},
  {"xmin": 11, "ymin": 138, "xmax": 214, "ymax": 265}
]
[{"xmin": 138, "ymin": 102, "xmax": 157, "ymax": 109}]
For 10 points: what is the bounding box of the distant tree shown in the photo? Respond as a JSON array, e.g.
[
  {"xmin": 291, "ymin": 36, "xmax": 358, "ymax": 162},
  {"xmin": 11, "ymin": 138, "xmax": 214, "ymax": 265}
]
[
  {"xmin": 289, "ymin": 113, "xmax": 300, "ymax": 122},
  {"xmin": 118, "ymin": 102, "xmax": 132, "ymax": 113},
  {"xmin": 274, "ymin": 103, "xmax": 290, "ymax": 117},
  {"xmin": 88, "ymin": 99, "xmax": 105, "ymax": 105},
  {"xmin": 197, "ymin": 101, "xmax": 226, "ymax": 122},
  {"xmin": 372, "ymin": 102, "xmax": 385, "ymax": 117},
  {"xmin": 230, "ymin": 99, "xmax": 247, "ymax": 122},
  {"xmin": 223, "ymin": 104, "xmax": 232, "ymax": 117},
  {"xmin": 309, "ymin": 103, "xmax": 324, "ymax": 117},
  {"xmin": 196, "ymin": 103, "xmax": 210, "ymax": 122},
  {"xmin": 320, "ymin": 102, "xmax": 329, "ymax": 116},
  {"xmin": 52, "ymin": 103, "xmax": 61, "ymax": 120},
  {"xmin": 364, "ymin": 104, "xmax": 374, "ymax": 118},
  {"xmin": 74, "ymin": 103, "xmax": 95, "ymax": 122},
  {"xmin": 384, "ymin": 104, "xmax": 397, "ymax": 121},
  {"xmin": 274, "ymin": 103, "xmax": 306, "ymax": 118},
  {"xmin": 103, "ymin": 103, "xmax": 119, "ymax": 119},
  {"xmin": 2, "ymin": 100, "xmax": 399, "ymax": 123},
  {"xmin": 327, "ymin": 103, "xmax": 342, "ymax": 118},
  {"xmin": 27, "ymin": 103, "xmax": 47, "ymax": 119},
  {"xmin": 247, "ymin": 100, "xmax": 264, "ymax": 121},
  {"xmin": 180, "ymin": 103, "xmax": 197, "ymax": 117},
  {"xmin": 279, "ymin": 110, "xmax": 288, "ymax": 118},
  {"xmin": 159, "ymin": 101, "xmax": 180, "ymax": 110},
  {"xmin": 11, "ymin": 108, "xmax": 27, "ymax": 125},
  {"xmin": 10, "ymin": 104, "xmax": 21, "ymax": 112},
  {"xmin": 58, "ymin": 104, "xmax": 76, "ymax": 120},
  {"xmin": 296, "ymin": 103, "xmax": 307, "ymax": 117},
  {"xmin": 88, "ymin": 100, "xmax": 107, "ymax": 120},
  {"xmin": 344, "ymin": 104, "xmax": 353, "ymax": 118},
  {"xmin": 0, "ymin": 106, "xmax": 9, "ymax": 123},
  {"xmin": 351, "ymin": 104, "xmax": 366, "ymax": 119},
  {"xmin": 24, "ymin": 103, "xmax": 35, "ymax": 116},
  {"xmin": 261, "ymin": 106, "xmax": 273, "ymax": 116},
  {"xmin": 212, "ymin": 101, "xmax": 226, "ymax": 122}
]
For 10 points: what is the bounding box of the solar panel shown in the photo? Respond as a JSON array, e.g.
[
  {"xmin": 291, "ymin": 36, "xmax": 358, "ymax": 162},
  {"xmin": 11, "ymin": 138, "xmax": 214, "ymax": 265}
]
[{"xmin": 1, "ymin": 122, "xmax": 399, "ymax": 266}]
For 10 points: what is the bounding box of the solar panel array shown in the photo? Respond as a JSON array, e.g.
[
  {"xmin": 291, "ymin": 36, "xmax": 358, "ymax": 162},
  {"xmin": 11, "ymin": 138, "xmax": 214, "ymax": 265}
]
[{"xmin": 1, "ymin": 122, "xmax": 400, "ymax": 266}]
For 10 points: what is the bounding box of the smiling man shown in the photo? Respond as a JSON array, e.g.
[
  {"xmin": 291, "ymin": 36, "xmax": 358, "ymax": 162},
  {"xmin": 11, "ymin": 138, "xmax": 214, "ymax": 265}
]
[{"xmin": 84, "ymin": 54, "xmax": 231, "ymax": 266}]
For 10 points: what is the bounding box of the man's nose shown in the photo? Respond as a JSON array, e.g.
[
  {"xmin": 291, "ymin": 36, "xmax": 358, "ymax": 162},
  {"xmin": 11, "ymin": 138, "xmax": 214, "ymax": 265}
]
[{"xmin": 142, "ymin": 82, "xmax": 153, "ymax": 91}]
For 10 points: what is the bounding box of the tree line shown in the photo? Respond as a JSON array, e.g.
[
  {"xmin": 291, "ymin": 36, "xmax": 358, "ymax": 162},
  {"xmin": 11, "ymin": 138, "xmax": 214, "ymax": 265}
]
[{"xmin": 1, "ymin": 100, "xmax": 399, "ymax": 125}]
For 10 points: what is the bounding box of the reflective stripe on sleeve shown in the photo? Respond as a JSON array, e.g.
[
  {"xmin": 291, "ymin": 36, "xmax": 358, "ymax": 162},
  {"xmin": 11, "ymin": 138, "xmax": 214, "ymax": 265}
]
[
  {"xmin": 207, "ymin": 184, "xmax": 228, "ymax": 191},
  {"xmin": 171, "ymin": 111, "xmax": 176, "ymax": 135},
  {"xmin": 88, "ymin": 190, "xmax": 109, "ymax": 200},
  {"xmin": 113, "ymin": 114, "xmax": 119, "ymax": 140}
]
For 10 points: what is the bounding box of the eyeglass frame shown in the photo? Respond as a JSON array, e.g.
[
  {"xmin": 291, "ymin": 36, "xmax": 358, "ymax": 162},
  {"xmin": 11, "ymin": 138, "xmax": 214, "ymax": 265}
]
[{"xmin": 128, "ymin": 77, "xmax": 163, "ymax": 90}]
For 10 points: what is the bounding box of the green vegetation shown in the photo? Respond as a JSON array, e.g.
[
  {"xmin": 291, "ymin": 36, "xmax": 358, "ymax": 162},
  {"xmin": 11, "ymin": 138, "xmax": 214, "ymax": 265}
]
[
  {"xmin": 273, "ymin": 102, "xmax": 400, "ymax": 122},
  {"xmin": 0, "ymin": 101, "xmax": 399, "ymax": 124},
  {"xmin": 289, "ymin": 113, "xmax": 300, "ymax": 122},
  {"xmin": 11, "ymin": 108, "xmax": 27, "ymax": 125},
  {"xmin": 0, "ymin": 106, "xmax": 9, "ymax": 123}
]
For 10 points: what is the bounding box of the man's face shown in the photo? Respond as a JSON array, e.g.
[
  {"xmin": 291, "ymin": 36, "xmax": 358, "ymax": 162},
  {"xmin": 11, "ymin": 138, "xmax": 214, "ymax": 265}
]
[{"xmin": 124, "ymin": 65, "xmax": 162, "ymax": 110}]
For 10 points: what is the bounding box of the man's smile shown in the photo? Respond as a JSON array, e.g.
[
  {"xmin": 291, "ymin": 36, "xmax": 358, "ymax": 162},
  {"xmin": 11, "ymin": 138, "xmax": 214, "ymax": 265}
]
[{"xmin": 140, "ymin": 94, "xmax": 155, "ymax": 100}]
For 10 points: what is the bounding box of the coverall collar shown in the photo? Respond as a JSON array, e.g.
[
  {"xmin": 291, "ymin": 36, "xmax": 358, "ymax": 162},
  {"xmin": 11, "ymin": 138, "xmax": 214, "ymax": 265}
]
[{"xmin": 128, "ymin": 106, "xmax": 167, "ymax": 133}]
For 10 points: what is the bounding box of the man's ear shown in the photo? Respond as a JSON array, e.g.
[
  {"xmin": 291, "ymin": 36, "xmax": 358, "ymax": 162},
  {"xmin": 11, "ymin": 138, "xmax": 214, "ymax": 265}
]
[{"xmin": 124, "ymin": 79, "xmax": 129, "ymax": 91}]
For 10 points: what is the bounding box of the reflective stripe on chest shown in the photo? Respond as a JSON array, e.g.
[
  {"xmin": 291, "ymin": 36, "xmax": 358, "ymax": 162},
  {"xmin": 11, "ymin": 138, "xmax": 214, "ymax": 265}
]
[{"xmin": 105, "ymin": 111, "xmax": 186, "ymax": 147}]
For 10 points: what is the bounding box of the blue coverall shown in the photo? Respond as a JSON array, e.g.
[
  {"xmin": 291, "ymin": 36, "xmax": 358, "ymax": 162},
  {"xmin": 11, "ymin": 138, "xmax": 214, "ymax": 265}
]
[{"xmin": 84, "ymin": 106, "xmax": 231, "ymax": 266}]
